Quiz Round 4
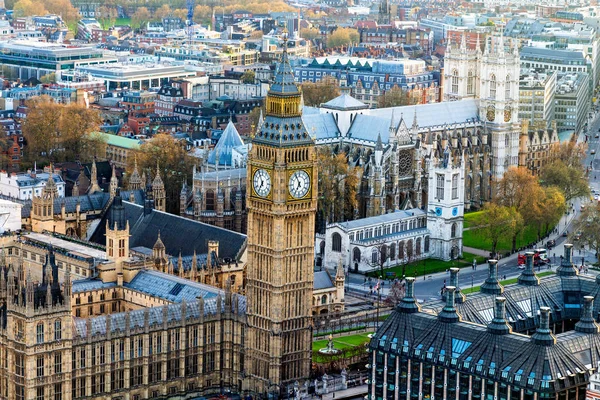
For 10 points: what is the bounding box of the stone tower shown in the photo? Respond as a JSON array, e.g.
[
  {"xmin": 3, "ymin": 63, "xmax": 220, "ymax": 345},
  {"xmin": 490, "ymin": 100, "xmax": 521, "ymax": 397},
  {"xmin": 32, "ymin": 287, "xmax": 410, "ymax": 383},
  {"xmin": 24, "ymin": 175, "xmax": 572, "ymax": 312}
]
[
  {"xmin": 31, "ymin": 168, "xmax": 57, "ymax": 233},
  {"xmin": 152, "ymin": 163, "xmax": 166, "ymax": 212},
  {"xmin": 105, "ymin": 188, "xmax": 129, "ymax": 285},
  {"xmin": 128, "ymin": 157, "xmax": 143, "ymax": 191},
  {"xmin": 245, "ymin": 33, "xmax": 317, "ymax": 393},
  {"xmin": 89, "ymin": 159, "xmax": 102, "ymax": 194}
]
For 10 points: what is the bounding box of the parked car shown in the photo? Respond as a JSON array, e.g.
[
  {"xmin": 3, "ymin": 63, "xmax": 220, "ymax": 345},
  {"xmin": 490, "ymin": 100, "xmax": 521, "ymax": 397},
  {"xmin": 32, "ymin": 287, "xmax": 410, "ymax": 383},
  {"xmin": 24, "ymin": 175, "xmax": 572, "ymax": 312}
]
[
  {"xmin": 592, "ymin": 149, "xmax": 597, "ymax": 155},
  {"xmin": 546, "ymin": 239, "xmax": 556, "ymax": 249}
]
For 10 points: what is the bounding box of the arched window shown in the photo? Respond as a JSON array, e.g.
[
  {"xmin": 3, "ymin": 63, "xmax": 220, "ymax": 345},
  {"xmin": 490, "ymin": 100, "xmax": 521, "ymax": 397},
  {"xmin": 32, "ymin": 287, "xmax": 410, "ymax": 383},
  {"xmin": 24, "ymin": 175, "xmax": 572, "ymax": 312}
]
[
  {"xmin": 380, "ymin": 245, "xmax": 388, "ymax": 264},
  {"xmin": 332, "ymin": 233, "xmax": 342, "ymax": 252},
  {"xmin": 424, "ymin": 236, "xmax": 430, "ymax": 253},
  {"xmin": 407, "ymin": 240, "xmax": 413, "ymax": 259},
  {"xmin": 319, "ymin": 241, "xmax": 325, "ymax": 256},
  {"xmin": 36, "ymin": 323, "xmax": 44, "ymax": 344},
  {"xmin": 205, "ymin": 189, "xmax": 215, "ymax": 211},
  {"xmin": 389, "ymin": 243, "xmax": 396, "ymax": 260},
  {"xmin": 398, "ymin": 241, "xmax": 405, "ymax": 259},
  {"xmin": 353, "ymin": 247, "xmax": 361, "ymax": 262},
  {"xmin": 489, "ymin": 74, "xmax": 496, "ymax": 99},
  {"xmin": 54, "ymin": 320, "xmax": 62, "ymax": 341},
  {"xmin": 505, "ymin": 134, "xmax": 510, "ymax": 147},
  {"xmin": 321, "ymin": 295, "xmax": 327, "ymax": 305},
  {"xmin": 505, "ymin": 75, "xmax": 511, "ymax": 99},
  {"xmin": 451, "ymin": 223, "xmax": 457, "ymax": 238},
  {"xmin": 371, "ymin": 249, "xmax": 378, "ymax": 264},
  {"xmin": 416, "ymin": 238, "xmax": 422, "ymax": 256},
  {"xmin": 451, "ymin": 69, "xmax": 459, "ymax": 94},
  {"xmin": 467, "ymin": 70, "xmax": 474, "ymax": 95}
]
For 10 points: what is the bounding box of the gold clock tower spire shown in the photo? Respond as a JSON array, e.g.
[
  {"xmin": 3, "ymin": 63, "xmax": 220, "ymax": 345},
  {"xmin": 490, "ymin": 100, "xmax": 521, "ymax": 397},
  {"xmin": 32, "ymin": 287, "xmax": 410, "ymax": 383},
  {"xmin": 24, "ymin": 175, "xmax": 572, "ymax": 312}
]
[{"xmin": 245, "ymin": 32, "xmax": 317, "ymax": 393}]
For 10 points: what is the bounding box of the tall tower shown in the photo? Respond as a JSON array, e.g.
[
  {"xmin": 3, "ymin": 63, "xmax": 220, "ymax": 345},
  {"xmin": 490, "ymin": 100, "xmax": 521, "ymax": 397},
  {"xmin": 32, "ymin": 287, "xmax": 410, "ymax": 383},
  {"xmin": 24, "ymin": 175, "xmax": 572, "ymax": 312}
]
[
  {"xmin": 152, "ymin": 163, "xmax": 166, "ymax": 212},
  {"xmin": 245, "ymin": 34, "xmax": 317, "ymax": 392},
  {"xmin": 105, "ymin": 188, "xmax": 129, "ymax": 285},
  {"xmin": 128, "ymin": 157, "xmax": 143, "ymax": 191}
]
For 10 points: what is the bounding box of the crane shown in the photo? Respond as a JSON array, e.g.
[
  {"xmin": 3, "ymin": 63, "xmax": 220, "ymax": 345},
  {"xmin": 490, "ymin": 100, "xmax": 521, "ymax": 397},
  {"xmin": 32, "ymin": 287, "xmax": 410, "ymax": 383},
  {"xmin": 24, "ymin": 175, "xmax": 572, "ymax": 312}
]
[{"xmin": 186, "ymin": 0, "xmax": 195, "ymax": 46}]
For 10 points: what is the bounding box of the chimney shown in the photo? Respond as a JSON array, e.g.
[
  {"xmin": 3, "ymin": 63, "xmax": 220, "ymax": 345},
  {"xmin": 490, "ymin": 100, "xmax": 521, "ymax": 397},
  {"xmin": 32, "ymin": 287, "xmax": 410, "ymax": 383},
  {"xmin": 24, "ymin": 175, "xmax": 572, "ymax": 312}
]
[
  {"xmin": 398, "ymin": 277, "xmax": 420, "ymax": 313},
  {"xmin": 487, "ymin": 297, "xmax": 512, "ymax": 335},
  {"xmin": 480, "ymin": 259, "xmax": 503, "ymax": 295},
  {"xmin": 518, "ymin": 251, "xmax": 539, "ymax": 286},
  {"xmin": 556, "ymin": 244, "xmax": 577, "ymax": 277},
  {"xmin": 575, "ymin": 296, "xmax": 599, "ymax": 333},
  {"xmin": 444, "ymin": 267, "xmax": 466, "ymax": 303},
  {"xmin": 531, "ymin": 307, "xmax": 556, "ymax": 346},
  {"xmin": 438, "ymin": 286, "xmax": 460, "ymax": 323}
]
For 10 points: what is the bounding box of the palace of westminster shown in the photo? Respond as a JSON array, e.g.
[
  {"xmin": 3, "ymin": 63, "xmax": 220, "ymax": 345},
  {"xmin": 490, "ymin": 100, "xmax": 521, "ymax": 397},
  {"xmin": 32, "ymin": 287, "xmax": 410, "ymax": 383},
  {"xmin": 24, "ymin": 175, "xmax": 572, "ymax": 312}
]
[{"xmin": 0, "ymin": 32, "xmax": 580, "ymax": 400}]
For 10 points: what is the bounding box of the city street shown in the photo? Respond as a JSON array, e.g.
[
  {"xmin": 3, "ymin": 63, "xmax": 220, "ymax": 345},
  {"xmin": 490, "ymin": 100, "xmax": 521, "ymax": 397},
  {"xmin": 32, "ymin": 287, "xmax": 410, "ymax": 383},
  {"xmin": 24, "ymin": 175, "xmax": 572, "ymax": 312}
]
[{"xmin": 335, "ymin": 109, "xmax": 600, "ymax": 303}]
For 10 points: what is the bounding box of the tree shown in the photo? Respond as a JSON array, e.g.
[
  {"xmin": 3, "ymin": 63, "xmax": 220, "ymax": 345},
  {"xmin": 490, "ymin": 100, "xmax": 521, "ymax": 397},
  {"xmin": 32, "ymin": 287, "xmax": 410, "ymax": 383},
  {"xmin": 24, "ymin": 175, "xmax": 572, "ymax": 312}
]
[
  {"xmin": 472, "ymin": 203, "xmax": 522, "ymax": 256},
  {"xmin": 43, "ymin": 0, "xmax": 79, "ymax": 25},
  {"xmin": 385, "ymin": 279, "xmax": 406, "ymax": 306},
  {"xmin": 240, "ymin": 70, "xmax": 255, "ymax": 84},
  {"xmin": 378, "ymin": 87, "xmax": 416, "ymax": 108},
  {"xmin": 154, "ymin": 4, "xmax": 172, "ymax": 21},
  {"xmin": 13, "ymin": 0, "xmax": 47, "ymax": 17},
  {"xmin": 540, "ymin": 159, "xmax": 589, "ymax": 202},
  {"xmin": 539, "ymin": 186, "xmax": 566, "ymax": 235},
  {"xmin": 22, "ymin": 96, "xmax": 102, "ymax": 164},
  {"xmin": 39, "ymin": 73, "xmax": 56, "ymax": 84},
  {"xmin": 249, "ymin": 30, "xmax": 263, "ymax": 39},
  {"xmin": 132, "ymin": 7, "xmax": 152, "ymax": 30},
  {"xmin": 248, "ymin": 105, "xmax": 265, "ymax": 131},
  {"xmin": 571, "ymin": 203, "xmax": 600, "ymax": 258},
  {"xmin": 133, "ymin": 134, "xmax": 195, "ymax": 213},
  {"xmin": 300, "ymin": 76, "xmax": 341, "ymax": 107},
  {"xmin": 172, "ymin": 8, "xmax": 188, "ymax": 21},
  {"xmin": 317, "ymin": 147, "xmax": 360, "ymax": 230},
  {"xmin": 193, "ymin": 5, "xmax": 212, "ymax": 24},
  {"xmin": 97, "ymin": 6, "xmax": 118, "ymax": 28},
  {"xmin": 300, "ymin": 27, "xmax": 319, "ymax": 41},
  {"xmin": 326, "ymin": 27, "xmax": 359, "ymax": 48},
  {"xmin": 547, "ymin": 141, "xmax": 587, "ymax": 168}
]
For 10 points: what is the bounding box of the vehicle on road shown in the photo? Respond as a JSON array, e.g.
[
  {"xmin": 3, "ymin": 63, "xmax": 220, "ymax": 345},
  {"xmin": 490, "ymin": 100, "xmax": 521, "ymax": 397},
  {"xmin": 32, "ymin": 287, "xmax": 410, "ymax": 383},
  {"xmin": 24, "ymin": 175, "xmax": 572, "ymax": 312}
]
[
  {"xmin": 574, "ymin": 232, "xmax": 582, "ymax": 241},
  {"xmin": 546, "ymin": 240, "xmax": 556, "ymax": 249},
  {"xmin": 517, "ymin": 249, "xmax": 548, "ymax": 267},
  {"xmin": 592, "ymin": 149, "xmax": 597, "ymax": 155},
  {"xmin": 595, "ymin": 133, "xmax": 599, "ymax": 138}
]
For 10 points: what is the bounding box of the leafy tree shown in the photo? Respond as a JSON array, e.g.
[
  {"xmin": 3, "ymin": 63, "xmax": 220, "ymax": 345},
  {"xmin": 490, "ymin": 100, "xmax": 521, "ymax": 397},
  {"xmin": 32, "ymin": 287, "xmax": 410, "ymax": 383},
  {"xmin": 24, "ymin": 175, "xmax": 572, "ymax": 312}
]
[
  {"xmin": 317, "ymin": 147, "xmax": 360, "ymax": 229},
  {"xmin": 539, "ymin": 186, "xmax": 566, "ymax": 235},
  {"xmin": 13, "ymin": 0, "xmax": 48, "ymax": 17},
  {"xmin": 22, "ymin": 96, "xmax": 102, "ymax": 164},
  {"xmin": 326, "ymin": 28, "xmax": 359, "ymax": 48},
  {"xmin": 248, "ymin": 105, "xmax": 265, "ymax": 131},
  {"xmin": 540, "ymin": 159, "xmax": 589, "ymax": 202},
  {"xmin": 472, "ymin": 203, "xmax": 522, "ymax": 256},
  {"xmin": 132, "ymin": 7, "xmax": 152, "ymax": 30},
  {"xmin": 571, "ymin": 203, "xmax": 600, "ymax": 258},
  {"xmin": 172, "ymin": 8, "xmax": 188, "ymax": 21},
  {"xmin": 97, "ymin": 6, "xmax": 118, "ymax": 28},
  {"xmin": 300, "ymin": 76, "xmax": 341, "ymax": 107},
  {"xmin": 133, "ymin": 134, "xmax": 195, "ymax": 213},
  {"xmin": 547, "ymin": 141, "xmax": 587, "ymax": 168},
  {"xmin": 39, "ymin": 73, "xmax": 56, "ymax": 84},
  {"xmin": 240, "ymin": 70, "xmax": 255, "ymax": 84},
  {"xmin": 249, "ymin": 30, "xmax": 263, "ymax": 39},
  {"xmin": 154, "ymin": 4, "xmax": 172, "ymax": 21},
  {"xmin": 301, "ymin": 27, "xmax": 319, "ymax": 40},
  {"xmin": 193, "ymin": 5, "xmax": 212, "ymax": 24},
  {"xmin": 378, "ymin": 87, "xmax": 416, "ymax": 108}
]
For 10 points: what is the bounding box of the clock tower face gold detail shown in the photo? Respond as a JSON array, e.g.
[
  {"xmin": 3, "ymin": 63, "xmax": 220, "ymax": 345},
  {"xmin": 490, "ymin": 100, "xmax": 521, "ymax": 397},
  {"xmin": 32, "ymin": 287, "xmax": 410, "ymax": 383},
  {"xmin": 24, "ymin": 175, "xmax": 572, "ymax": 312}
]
[
  {"xmin": 487, "ymin": 105, "xmax": 495, "ymax": 122},
  {"xmin": 252, "ymin": 168, "xmax": 271, "ymax": 197},
  {"xmin": 289, "ymin": 170, "xmax": 311, "ymax": 199}
]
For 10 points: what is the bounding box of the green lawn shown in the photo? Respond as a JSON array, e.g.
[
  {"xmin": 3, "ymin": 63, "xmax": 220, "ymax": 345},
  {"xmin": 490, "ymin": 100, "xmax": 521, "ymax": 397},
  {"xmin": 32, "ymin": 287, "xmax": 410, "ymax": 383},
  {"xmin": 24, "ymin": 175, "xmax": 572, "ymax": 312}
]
[
  {"xmin": 463, "ymin": 211, "xmax": 483, "ymax": 229},
  {"xmin": 98, "ymin": 17, "xmax": 132, "ymax": 29},
  {"xmin": 312, "ymin": 332, "xmax": 373, "ymax": 353},
  {"xmin": 462, "ymin": 271, "xmax": 555, "ymax": 294},
  {"xmin": 463, "ymin": 223, "xmax": 540, "ymax": 254},
  {"xmin": 368, "ymin": 252, "xmax": 487, "ymax": 279}
]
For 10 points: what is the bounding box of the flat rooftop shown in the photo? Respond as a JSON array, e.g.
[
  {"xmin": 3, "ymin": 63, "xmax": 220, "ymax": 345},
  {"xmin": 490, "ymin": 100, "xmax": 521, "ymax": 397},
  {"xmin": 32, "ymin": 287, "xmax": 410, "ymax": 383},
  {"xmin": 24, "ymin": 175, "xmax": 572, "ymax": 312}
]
[{"xmin": 23, "ymin": 232, "xmax": 107, "ymax": 261}]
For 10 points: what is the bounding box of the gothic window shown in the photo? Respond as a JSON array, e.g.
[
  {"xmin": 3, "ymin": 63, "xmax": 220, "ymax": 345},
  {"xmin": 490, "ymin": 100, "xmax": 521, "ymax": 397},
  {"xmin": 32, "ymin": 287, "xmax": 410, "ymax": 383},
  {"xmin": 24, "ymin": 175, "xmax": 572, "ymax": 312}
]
[
  {"xmin": 321, "ymin": 295, "xmax": 327, "ymax": 305},
  {"xmin": 489, "ymin": 75, "xmax": 496, "ymax": 99},
  {"xmin": 205, "ymin": 189, "xmax": 215, "ymax": 211},
  {"xmin": 332, "ymin": 233, "xmax": 342, "ymax": 252},
  {"xmin": 416, "ymin": 238, "xmax": 422, "ymax": 256},
  {"xmin": 424, "ymin": 236, "xmax": 430, "ymax": 252},
  {"xmin": 407, "ymin": 240, "xmax": 413, "ymax": 259},
  {"xmin": 390, "ymin": 243, "xmax": 396, "ymax": 260},
  {"xmin": 451, "ymin": 223, "xmax": 457, "ymax": 238},
  {"xmin": 36, "ymin": 323, "xmax": 44, "ymax": 344},
  {"xmin": 36, "ymin": 356, "xmax": 44, "ymax": 377},
  {"xmin": 371, "ymin": 248, "xmax": 378, "ymax": 264},
  {"xmin": 54, "ymin": 320, "xmax": 62, "ymax": 341},
  {"xmin": 436, "ymin": 174, "xmax": 445, "ymax": 200},
  {"xmin": 381, "ymin": 245, "xmax": 388, "ymax": 263},
  {"xmin": 353, "ymin": 247, "xmax": 361, "ymax": 262},
  {"xmin": 467, "ymin": 71, "xmax": 474, "ymax": 95},
  {"xmin": 398, "ymin": 241, "xmax": 405, "ymax": 259},
  {"xmin": 505, "ymin": 75, "xmax": 511, "ymax": 99},
  {"xmin": 451, "ymin": 69, "xmax": 459, "ymax": 94},
  {"xmin": 319, "ymin": 241, "xmax": 325, "ymax": 256},
  {"xmin": 54, "ymin": 353, "xmax": 62, "ymax": 374},
  {"xmin": 452, "ymin": 174, "xmax": 459, "ymax": 200},
  {"xmin": 505, "ymin": 134, "xmax": 510, "ymax": 147}
]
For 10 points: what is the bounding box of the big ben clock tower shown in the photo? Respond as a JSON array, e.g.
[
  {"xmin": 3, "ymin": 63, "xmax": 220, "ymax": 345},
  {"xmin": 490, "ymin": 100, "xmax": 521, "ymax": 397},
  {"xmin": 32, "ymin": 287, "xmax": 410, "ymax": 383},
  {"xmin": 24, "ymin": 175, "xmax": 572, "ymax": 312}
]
[{"xmin": 245, "ymin": 34, "xmax": 317, "ymax": 393}]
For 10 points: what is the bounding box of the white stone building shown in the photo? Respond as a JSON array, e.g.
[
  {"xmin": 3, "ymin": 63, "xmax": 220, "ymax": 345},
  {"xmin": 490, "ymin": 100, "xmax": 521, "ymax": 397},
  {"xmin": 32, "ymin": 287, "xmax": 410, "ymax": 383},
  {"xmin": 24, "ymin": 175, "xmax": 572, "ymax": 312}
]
[
  {"xmin": 0, "ymin": 198, "xmax": 23, "ymax": 233},
  {"xmin": 0, "ymin": 170, "xmax": 65, "ymax": 200}
]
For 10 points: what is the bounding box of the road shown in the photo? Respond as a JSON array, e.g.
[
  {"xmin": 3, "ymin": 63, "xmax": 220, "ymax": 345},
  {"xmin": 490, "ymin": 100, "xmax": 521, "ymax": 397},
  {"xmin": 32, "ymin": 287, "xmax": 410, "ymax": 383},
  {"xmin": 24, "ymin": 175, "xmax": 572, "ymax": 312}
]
[{"xmin": 337, "ymin": 110, "xmax": 600, "ymax": 302}]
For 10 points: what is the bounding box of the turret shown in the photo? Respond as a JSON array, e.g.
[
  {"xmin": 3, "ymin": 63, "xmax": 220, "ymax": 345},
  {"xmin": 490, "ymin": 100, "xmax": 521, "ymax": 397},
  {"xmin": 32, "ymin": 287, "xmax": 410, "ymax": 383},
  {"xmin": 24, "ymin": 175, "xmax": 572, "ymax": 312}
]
[
  {"xmin": 531, "ymin": 307, "xmax": 556, "ymax": 346},
  {"xmin": 128, "ymin": 156, "xmax": 142, "ymax": 191},
  {"xmin": 109, "ymin": 164, "xmax": 118, "ymax": 198},
  {"xmin": 480, "ymin": 260, "xmax": 503, "ymax": 295},
  {"xmin": 575, "ymin": 296, "xmax": 599, "ymax": 334},
  {"xmin": 487, "ymin": 297, "xmax": 511, "ymax": 335},
  {"xmin": 438, "ymin": 286, "xmax": 460, "ymax": 323},
  {"xmin": 556, "ymin": 244, "xmax": 577, "ymax": 277},
  {"xmin": 152, "ymin": 162, "xmax": 166, "ymax": 212},
  {"xmin": 89, "ymin": 159, "xmax": 101, "ymax": 194}
]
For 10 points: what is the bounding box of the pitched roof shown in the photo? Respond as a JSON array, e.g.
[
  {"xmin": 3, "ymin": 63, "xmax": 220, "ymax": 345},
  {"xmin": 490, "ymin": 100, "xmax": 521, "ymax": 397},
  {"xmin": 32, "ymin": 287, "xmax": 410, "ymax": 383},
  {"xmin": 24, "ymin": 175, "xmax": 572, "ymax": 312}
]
[
  {"xmin": 321, "ymin": 94, "xmax": 368, "ymax": 110},
  {"xmin": 314, "ymin": 270, "xmax": 334, "ymax": 290},
  {"xmin": 207, "ymin": 120, "xmax": 246, "ymax": 166}
]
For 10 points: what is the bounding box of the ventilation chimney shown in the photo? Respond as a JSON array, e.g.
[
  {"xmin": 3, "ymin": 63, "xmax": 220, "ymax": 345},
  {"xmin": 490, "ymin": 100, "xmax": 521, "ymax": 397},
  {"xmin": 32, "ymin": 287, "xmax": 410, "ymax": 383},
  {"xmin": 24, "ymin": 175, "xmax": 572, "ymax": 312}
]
[
  {"xmin": 556, "ymin": 244, "xmax": 577, "ymax": 277},
  {"xmin": 438, "ymin": 286, "xmax": 460, "ymax": 323},
  {"xmin": 531, "ymin": 307, "xmax": 556, "ymax": 346},
  {"xmin": 518, "ymin": 251, "xmax": 539, "ymax": 286},
  {"xmin": 487, "ymin": 297, "xmax": 512, "ymax": 335},
  {"xmin": 398, "ymin": 277, "xmax": 420, "ymax": 313},
  {"xmin": 575, "ymin": 296, "xmax": 599, "ymax": 334},
  {"xmin": 444, "ymin": 267, "xmax": 466, "ymax": 303},
  {"xmin": 480, "ymin": 260, "xmax": 503, "ymax": 295}
]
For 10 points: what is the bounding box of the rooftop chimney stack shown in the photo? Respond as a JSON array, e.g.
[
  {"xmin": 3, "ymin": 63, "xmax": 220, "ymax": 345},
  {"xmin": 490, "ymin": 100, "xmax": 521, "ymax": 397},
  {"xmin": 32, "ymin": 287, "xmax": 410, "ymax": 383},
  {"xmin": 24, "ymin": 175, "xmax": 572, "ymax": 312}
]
[
  {"xmin": 532, "ymin": 307, "xmax": 556, "ymax": 346},
  {"xmin": 481, "ymin": 259, "xmax": 503, "ymax": 295},
  {"xmin": 575, "ymin": 296, "xmax": 599, "ymax": 333},
  {"xmin": 518, "ymin": 251, "xmax": 539, "ymax": 286},
  {"xmin": 398, "ymin": 277, "xmax": 420, "ymax": 313},
  {"xmin": 438, "ymin": 286, "xmax": 460, "ymax": 323},
  {"xmin": 556, "ymin": 244, "xmax": 577, "ymax": 277},
  {"xmin": 487, "ymin": 296, "xmax": 512, "ymax": 335}
]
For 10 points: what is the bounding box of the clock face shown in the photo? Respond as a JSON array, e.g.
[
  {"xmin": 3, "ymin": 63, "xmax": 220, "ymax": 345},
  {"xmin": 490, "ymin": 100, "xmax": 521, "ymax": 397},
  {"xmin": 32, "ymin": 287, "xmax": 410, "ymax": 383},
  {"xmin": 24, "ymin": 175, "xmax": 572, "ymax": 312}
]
[
  {"xmin": 288, "ymin": 170, "xmax": 311, "ymax": 199},
  {"xmin": 452, "ymin": 207, "xmax": 458, "ymax": 216},
  {"xmin": 253, "ymin": 169, "xmax": 271, "ymax": 197},
  {"xmin": 435, "ymin": 207, "xmax": 442, "ymax": 217}
]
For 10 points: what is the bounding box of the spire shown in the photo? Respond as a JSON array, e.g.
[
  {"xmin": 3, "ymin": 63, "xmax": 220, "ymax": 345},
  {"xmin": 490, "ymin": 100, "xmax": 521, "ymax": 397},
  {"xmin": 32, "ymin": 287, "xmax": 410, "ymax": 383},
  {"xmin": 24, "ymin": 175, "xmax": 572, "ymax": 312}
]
[
  {"xmin": 411, "ymin": 107, "xmax": 418, "ymax": 131},
  {"xmin": 178, "ymin": 251, "xmax": 183, "ymax": 277},
  {"xmin": 191, "ymin": 250, "xmax": 198, "ymax": 281},
  {"xmin": 532, "ymin": 307, "xmax": 556, "ymax": 346},
  {"xmin": 447, "ymin": 35, "xmax": 452, "ymax": 54},
  {"xmin": 518, "ymin": 252, "xmax": 539, "ymax": 286},
  {"xmin": 476, "ymin": 34, "xmax": 482, "ymax": 54},
  {"xmin": 375, "ymin": 132, "xmax": 383, "ymax": 151},
  {"xmin": 89, "ymin": 159, "xmax": 101, "ymax": 194},
  {"xmin": 43, "ymin": 165, "xmax": 58, "ymax": 199},
  {"xmin": 438, "ymin": 286, "xmax": 460, "ymax": 323},
  {"xmin": 109, "ymin": 164, "xmax": 118, "ymax": 197},
  {"xmin": 257, "ymin": 108, "xmax": 264, "ymax": 129},
  {"xmin": 129, "ymin": 156, "xmax": 142, "ymax": 191},
  {"xmin": 480, "ymin": 260, "xmax": 503, "ymax": 295},
  {"xmin": 152, "ymin": 161, "xmax": 164, "ymax": 189},
  {"xmin": 487, "ymin": 297, "xmax": 512, "ymax": 335},
  {"xmin": 556, "ymin": 244, "xmax": 577, "ymax": 277},
  {"xmin": 460, "ymin": 31, "xmax": 467, "ymax": 51}
]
